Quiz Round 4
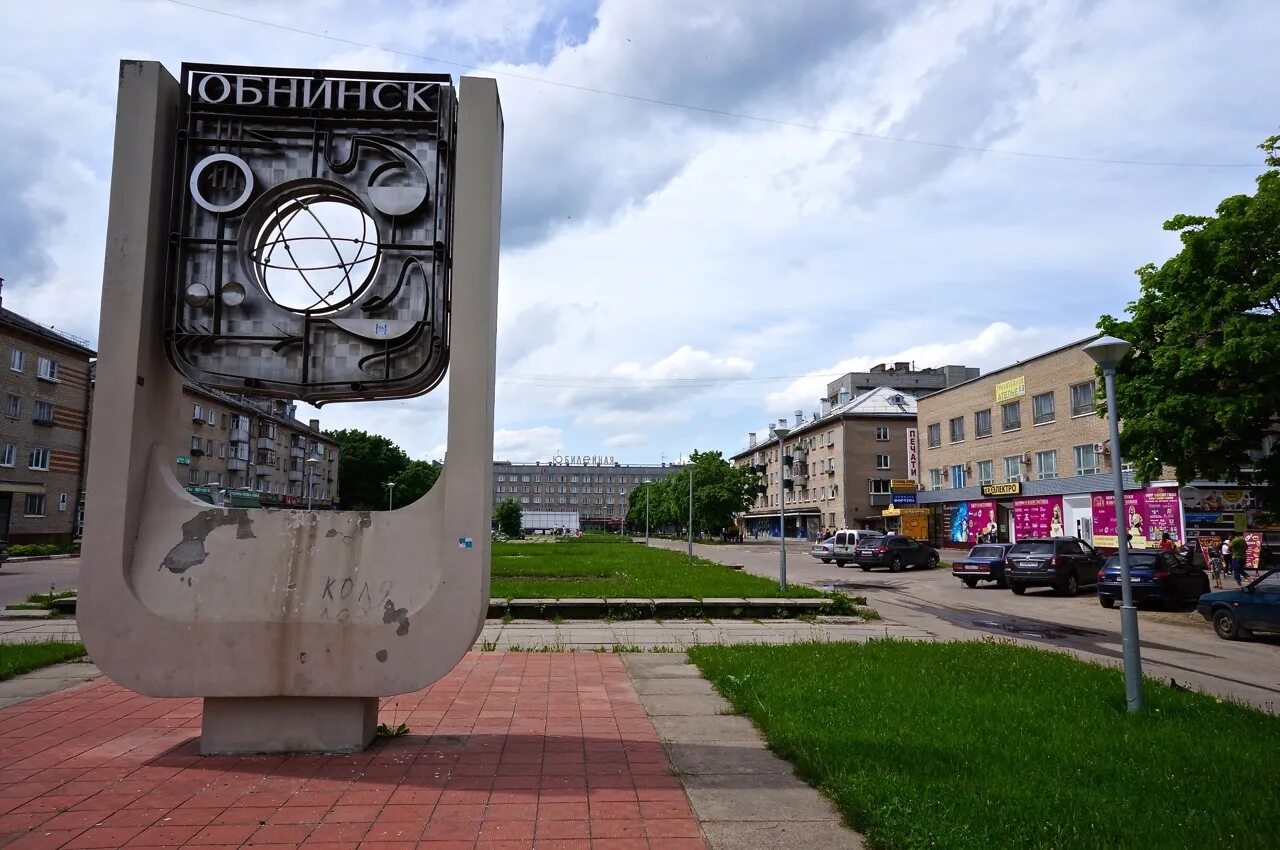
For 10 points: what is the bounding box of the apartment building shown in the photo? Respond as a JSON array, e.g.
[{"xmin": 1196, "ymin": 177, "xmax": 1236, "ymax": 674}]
[
  {"xmin": 0, "ymin": 298, "xmax": 96, "ymax": 545},
  {"xmin": 826, "ymin": 362, "xmax": 979, "ymax": 402},
  {"xmin": 914, "ymin": 335, "xmax": 1183, "ymax": 548},
  {"xmin": 179, "ymin": 383, "xmax": 340, "ymax": 508},
  {"xmin": 493, "ymin": 460, "xmax": 681, "ymax": 531},
  {"xmin": 732, "ymin": 387, "xmax": 919, "ymax": 538}
]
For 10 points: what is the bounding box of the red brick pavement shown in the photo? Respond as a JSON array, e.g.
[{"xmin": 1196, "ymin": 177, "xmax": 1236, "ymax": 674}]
[{"xmin": 0, "ymin": 653, "xmax": 707, "ymax": 850}]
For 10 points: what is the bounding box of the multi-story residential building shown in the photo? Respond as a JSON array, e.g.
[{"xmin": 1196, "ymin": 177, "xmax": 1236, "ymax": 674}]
[
  {"xmin": 178, "ymin": 383, "xmax": 340, "ymax": 508},
  {"xmin": 732, "ymin": 387, "xmax": 919, "ymax": 538},
  {"xmin": 826, "ymin": 362, "xmax": 979, "ymax": 403},
  {"xmin": 492, "ymin": 459, "xmax": 681, "ymax": 531},
  {"xmin": 0, "ymin": 296, "xmax": 96, "ymax": 545}
]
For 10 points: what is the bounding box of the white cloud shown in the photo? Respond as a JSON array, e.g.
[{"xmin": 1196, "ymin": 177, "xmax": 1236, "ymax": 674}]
[
  {"xmin": 558, "ymin": 346, "xmax": 754, "ymax": 411},
  {"xmin": 494, "ymin": 426, "xmax": 563, "ymax": 462},
  {"xmin": 603, "ymin": 432, "xmax": 646, "ymax": 448}
]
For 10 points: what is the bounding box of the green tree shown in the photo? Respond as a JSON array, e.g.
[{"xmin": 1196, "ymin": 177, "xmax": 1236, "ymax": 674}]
[
  {"xmin": 495, "ymin": 498, "xmax": 523, "ymax": 537},
  {"xmin": 393, "ymin": 459, "xmax": 441, "ymax": 507},
  {"xmin": 325, "ymin": 428, "xmax": 409, "ymax": 510},
  {"xmin": 1098, "ymin": 135, "xmax": 1280, "ymax": 501},
  {"xmin": 625, "ymin": 452, "xmax": 755, "ymax": 535}
]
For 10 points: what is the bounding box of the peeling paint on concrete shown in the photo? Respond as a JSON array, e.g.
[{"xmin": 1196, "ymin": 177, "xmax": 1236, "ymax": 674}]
[
  {"xmin": 325, "ymin": 528, "xmax": 338, "ymax": 538},
  {"xmin": 160, "ymin": 509, "xmax": 256, "ymax": 574},
  {"xmin": 382, "ymin": 598, "xmax": 410, "ymax": 636},
  {"xmin": 375, "ymin": 650, "xmax": 388, "ymax": 662},
  {"xmin": 357, "ymin": 513, "xmax": 373, "ymax": 529}
]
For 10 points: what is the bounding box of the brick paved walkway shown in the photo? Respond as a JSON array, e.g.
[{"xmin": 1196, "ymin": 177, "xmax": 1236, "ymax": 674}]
[{"xmin": 0, "ymin": 653, "xmax": 707, "ymax": 849}]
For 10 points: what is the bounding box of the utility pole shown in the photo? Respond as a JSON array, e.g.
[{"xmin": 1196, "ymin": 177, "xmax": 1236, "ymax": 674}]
[
  {"xmin": 687, "ymin": 463, "xmax": 694, "ymax": 559},
  {"xmin": 645, "ymin": 479, "xmax": 651, "ymax": 546}
]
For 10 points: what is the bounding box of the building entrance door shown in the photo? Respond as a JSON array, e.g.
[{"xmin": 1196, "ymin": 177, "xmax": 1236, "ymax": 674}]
[{"xmin": 0, "ymin": 492, "xmax": 11, "ymax": 543}]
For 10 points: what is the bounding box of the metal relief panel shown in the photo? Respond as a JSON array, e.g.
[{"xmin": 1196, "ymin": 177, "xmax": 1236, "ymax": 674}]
[{"xmin": 165, "ymin": 64, "xmax": 457, "ymax": 404}]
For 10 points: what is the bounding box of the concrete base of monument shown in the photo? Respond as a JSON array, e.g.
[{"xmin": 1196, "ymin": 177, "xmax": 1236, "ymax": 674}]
[{"xmin": 200, "ymin": 695, "xmax": 378, "ymax": 755}]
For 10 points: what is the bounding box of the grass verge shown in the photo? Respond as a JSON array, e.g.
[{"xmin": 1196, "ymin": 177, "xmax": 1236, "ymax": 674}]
[
  {"xmin": 493, "ymin": 536, "xmax": 834, "ymax": 602},
  {"xmin": 0, "ymin": 640, "xmax": 86, "ymax": 681},
  {"xmin": 689, "ymin": 639, "xmax": 1280, "ymax": 850}
]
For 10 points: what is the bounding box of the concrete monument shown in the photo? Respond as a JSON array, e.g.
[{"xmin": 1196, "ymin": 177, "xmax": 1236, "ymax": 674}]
[{"xmin": 79, "ymin": 61, "xmax": 503, "ymax": 753}]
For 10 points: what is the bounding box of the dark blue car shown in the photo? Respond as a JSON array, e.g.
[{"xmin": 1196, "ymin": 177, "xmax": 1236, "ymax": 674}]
[
  {"xmin": 952, "ymin": 543, "xmax": 1014, "ymax": 588},
  {"xmin": 1097, "ymin": 550, "xmax": 1208, "ymax": 609},
  {"xmin": 1197, "ymin": 569, "xmax": 1280, "ymax": 640}
]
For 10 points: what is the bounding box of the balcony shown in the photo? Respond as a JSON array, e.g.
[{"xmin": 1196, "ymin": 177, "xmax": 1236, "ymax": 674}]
[
  {"xmin": 791, "ymin": 471, "xmax": 808, "ymax": 485},
  {"xmin": 227, "ymin": 457, "xmax": 249, "ymax": 472},
  {"xmin": 792, "ymin": 448, "xmax": 807, "ymax": 462},
  {"xmin": 290, "ymin": 445, "xmax": 305, "ymax": 459},
  {"xmin": 288, "ymin": 469, "xmax": 304, "ymax": 482},
  {"xmin": 229, "ymin": 426, "xmax": 250, "ymax": 443},
  {"xmin": 869, "ymin": 493, "xmax": 891, "ymax": 507}
]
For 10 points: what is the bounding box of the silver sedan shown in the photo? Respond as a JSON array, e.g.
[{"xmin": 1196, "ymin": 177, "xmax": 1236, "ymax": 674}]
[{"xmin": 810, "ymin": 537, "xmax": 836, "ymax": 564}]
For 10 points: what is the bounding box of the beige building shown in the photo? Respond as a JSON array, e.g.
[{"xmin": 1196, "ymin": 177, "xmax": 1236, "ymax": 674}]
[
  {"xmin": 178, "ymin": 383, "xmax": 340, "ymax": 509},
  {"xmin": 0, "ymin": 297, "xmax": 96, "ymax": 545},
  {"xmin": 732, "ymin": 387, "xmax": 919, "ymax": 537}
]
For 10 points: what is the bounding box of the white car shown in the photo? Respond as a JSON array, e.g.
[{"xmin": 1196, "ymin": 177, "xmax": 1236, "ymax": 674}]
[{"xmin": 810, "ymin": 537, "xmax": 836, "ymax": 563}]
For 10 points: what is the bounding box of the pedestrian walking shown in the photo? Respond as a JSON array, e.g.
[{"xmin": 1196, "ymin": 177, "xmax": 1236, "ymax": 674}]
[
  {"xmin": 1229, "ymin": 533, "xmax": 1248, "ymax": 588},
  {"xmin": 1209, "ymin": 545, "xmax": 1224, "ymax": 589}
]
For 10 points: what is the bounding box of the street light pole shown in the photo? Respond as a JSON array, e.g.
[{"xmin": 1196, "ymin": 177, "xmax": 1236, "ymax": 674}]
[
  {"xmin": 644, "ymin": 479, "xmax": 651, "ymax": 547},
  {"xmin": 306, "ymin": 457, "xmax": 319, "ymax": 511},
  {"xmin": 386, "ymin": 481, "xmax": 396, "ymax": 511},
  {"xmin": 1085, "ymin": 335, "xmax": 1143, "ymax": 712},
  {"xmin": 687, "ymin": 463, "xmax": 694, "ymax": 559},
  {"xmin": 773, "ymin": 425, "xmax": 791, "ymax": 591}
]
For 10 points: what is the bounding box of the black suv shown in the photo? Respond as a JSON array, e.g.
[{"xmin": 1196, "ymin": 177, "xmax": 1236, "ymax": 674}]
[
  {"xmin": 1006, "ymin": 537, "xmax": 1104, "ymax": 595},
  {"xmin": 853, "ymin": 534, "xmax": 940, "ymax": 572}
]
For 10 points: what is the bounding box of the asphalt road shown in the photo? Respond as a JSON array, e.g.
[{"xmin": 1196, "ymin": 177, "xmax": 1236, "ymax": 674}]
[
  {"xmin": 0, "ymin": 557, "xmax": 80, "ymax": 606},
  {"xmin": 652, "ymin": 539, "xmax": 1280, "ymax": 712}
]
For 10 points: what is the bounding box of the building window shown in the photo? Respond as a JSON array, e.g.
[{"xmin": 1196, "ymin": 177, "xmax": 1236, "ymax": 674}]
[
  {"xmin": 207, "ymin": 408, "xmax": 218, "ymax": 426},
  {"xmin": 1035, "ymin": 450, "xmax": 1058, "ymax": 480},
  {"xmin": 190, "ymin": 435, "xmax": 203, "ymax": 454},
  {"xmin": 4, "ymin": 394, "xmax": 19, "ymax": 418},
  {"xmin": 9, "ymin": 349, "xmax": 24, "ymax": 372},
  {"xmin": 1071, "ymin": 381, "xmax": 1096, "ymax": 417},
  {"xmin": 1001, "ymin": 401, "xmax": 1021, "ymax": 432},
  {"xmin": 875, "ymin": 427, "xmax": 889, "ymax": 441},
  {"xmin": 189, "ymin": 467, "xmax": 200, "ymax": 485},
  {"xmin": 949, "ymin": 417, "xmax": 964, "ymax": 443},
  {"xmin": 975, "ymin": 409, "xmax": 991, "ymax": 438},
  {"xmin": 875, "ymin": 454, "xmax": 891, "ymax": 470},
  {"xmin": 192, "ymin": 403, "xmax": 204, "ymax": 421},
  {"xmin": 977, "ymin": 460, "xmax": 994, "ymax": 486},
  {"xmin": 497, "ymin": 474, "xmax": 505, "ymax": 482},
  {"xmin": 869, "ymin": 479, "xmax": 891, "ymax": 494},
  {"xmin": 929, "ymin": 468, "xmax": 943, "ymax": 490},
  {"xmin": 926, "ymin": 423, "xmax": 941, "ymax": 448},
  {"xmin": 1031, "ymin": 392, "xmax": 1054, "ymax": 425},
  {"xmin": 218, "ymin": 443, "xmax": 227, "ymax": 459},
  {"xmin": 221, "ymin": 413, "xmax": 229, "ymax": 429},
  {"xmin": 28, "ymin": 447, "xmax": 50, "ymax": 470},
  {"xmin": 36, "ymin": 357, "xmax": 59, "ymax": 382},
  {"xmin": 0, "ymin": 444, "xmax": 14, "ymax": 467},
  {"xmin": 1074, "ymin": 444, "xmax": 1100, "ymax": 476},
  {"xmin": 24, "ymin": 494, "xmax": 46, "ymax": 516},
  {"xmin": 1004, "ymin": 455, "xmax": 1023, "ymax": 483},
  {"xmin": 33, "ymin": 401, "xmax": 54, "ymax": 425},
  {"xmin": 948, "ymin": 465, "xmax": 964, "ymax": 488}
]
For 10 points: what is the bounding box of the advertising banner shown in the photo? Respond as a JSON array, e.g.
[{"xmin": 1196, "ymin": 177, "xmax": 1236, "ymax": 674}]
[
  {"xmin": 948, "ymin": 502, "xmax": 970, "ymax": 544},
  {"xmin": 1197, "ymin": 534, "xmax": 1222, "ymax": 567},
  {"xmin": 1014, "ymin": 496, "xmax": 1065, "ymax": 539},
  {"xmin": 1245, "ymin": 532, "xmax": 1264, "ymax": 569},
  {"xmin": 906, "ymin": 429, "xmax": 919, "ymax": 481},
  {"xmin": 969, "ymin": 501, "xmax": 998, "ymax": 543},
  {"xmin": 1092, "ymin": 488, "xmax": 1182, "ymax": 549}
]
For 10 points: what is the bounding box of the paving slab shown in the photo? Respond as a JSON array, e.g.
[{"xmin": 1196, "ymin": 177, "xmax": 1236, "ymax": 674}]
[
  {"xmin": 0, "ymin": 661, "xmax": 100, "ymax": 704},
  {"xmin": 623, "ymin": 652, "xmax": 865, "ymax": 849},
  {"xmin": 0, "ymin": 653, "xmax": 711, "ymax": 849}
]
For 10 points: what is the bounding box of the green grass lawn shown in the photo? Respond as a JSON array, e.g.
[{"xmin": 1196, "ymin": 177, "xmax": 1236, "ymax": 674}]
[
  {"xmin": 491, "ymin": 536, "xmax": 829, "ymax": 601},
  {"xmin": 0, "ymin": 640, "xmax": 86, "ymax": 681},
  {"xmin": 689, "ymin": 640, "xmax": 1280, "ymax": 850}
]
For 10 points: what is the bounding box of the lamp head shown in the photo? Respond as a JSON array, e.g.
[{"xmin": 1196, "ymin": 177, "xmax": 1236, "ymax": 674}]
[
  {"xmin": 1084, "ymin": 335, "xmax": 1133, "ymax": 371},
  {"xmin": 772, "ymin": 425, "xmax": 791, "ymax": 440}
]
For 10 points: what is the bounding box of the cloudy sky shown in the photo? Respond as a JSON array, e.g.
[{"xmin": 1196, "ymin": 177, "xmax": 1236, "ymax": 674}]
[{"xmin": 2, "ymin": 0, "xmax": 1275, "ymax": 464}]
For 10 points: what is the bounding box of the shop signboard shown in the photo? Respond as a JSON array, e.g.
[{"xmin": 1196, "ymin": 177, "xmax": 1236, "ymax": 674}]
[
  {"xmin": 890, "ymin": 479, "xmax": 918, "ymax": 492},
  {"xmin": 1245, "ymin": 532, "xmax": 1264, "ymax": 569},
  {"xmin": 1014, "ymin": 496, "xmax": 1065, "ymax": 538},
  {"xmin": 905, "ymin": 428, "xmax": 919, "ymax": 481},
  {"xmin": 981, "ymin": 481, "xmax": 1021, "ymax": 497},
  {"xmin": 939, "ymin": 502, "xmax": 957, "ymax": 543},
  {"xmin": 995, "ymin": 376, "xmax": 1025, "ymax": 402},
  {"xmin": 177, "ymin": 456, "xmax": 191, "ymax": 465},
  {"xmin": 891, "ymin": 493, "xmax": 917, "ymax": 506},
  {"xmin": 948, "ymin": 500, "xmax": 998, "ymax": 545},
  {"xmin": 1091, "ymin": 487, "xmax": 1182, "ymax": 549},
  {"xmin": 1197, "ymin": 534, "xmax": 1222, "ymax": 567}
]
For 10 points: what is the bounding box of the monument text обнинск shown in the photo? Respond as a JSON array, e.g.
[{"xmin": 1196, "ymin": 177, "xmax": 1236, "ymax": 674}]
[{"xmin": 79, "ymin": 62, "xmax": 503, "ymax": 754}]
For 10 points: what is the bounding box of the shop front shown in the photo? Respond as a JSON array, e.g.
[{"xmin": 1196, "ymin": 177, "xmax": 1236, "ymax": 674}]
[
  {"xmin": 742, "ymin": 508, "xmax": 821, "ymax": 540},
  {"xmin": 1180, "ymin": 485, "xmax": 1275, "ymax": 569}
]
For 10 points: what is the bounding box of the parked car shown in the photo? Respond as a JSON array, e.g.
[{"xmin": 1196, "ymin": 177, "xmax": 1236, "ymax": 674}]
[
  {"xmin": 853, "ymin": 534, "xmax": 940, "ymax": 572},
  {"xmin": 1096, "ymin": 550, "xmax": 1208, "ymax": 609},
  {"xmin": 1197, "ymin": 569, "xmax": 1280, "ymax": 640},
  {"xmin": 952, "ymin": 543, "xmax": 1014, "ymax": 587},
  {"xmin": 831, "ymin": 529, "xmax": 885, "ymax": 567},
  {"xmin": 810, "ymin": 536, "xmax": 836, "ymax": 564},
  {"xmin": 1005, "ymin": 537, "xmax": 1104, "ymax": 595}
]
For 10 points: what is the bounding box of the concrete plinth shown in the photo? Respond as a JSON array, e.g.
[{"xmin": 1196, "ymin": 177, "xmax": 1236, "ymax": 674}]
[{"xmin": 200, "ymin": 696, "xmax": 378, "ymax": 755}]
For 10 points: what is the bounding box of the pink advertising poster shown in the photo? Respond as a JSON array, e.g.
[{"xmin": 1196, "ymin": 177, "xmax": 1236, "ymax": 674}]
[
  {"xmin": 969, "ymin": 501, "xmax": 998, "ymax": 543},
  {"xmin": 1013, "ymin": 496, "xmax": 1065, "ymax": 539},
  {"xmin": 1092, "ymin": 488, "xmax": 1182, "ymax": 549}
]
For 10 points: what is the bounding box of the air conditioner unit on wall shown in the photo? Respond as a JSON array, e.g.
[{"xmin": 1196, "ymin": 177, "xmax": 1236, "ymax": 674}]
[{"xmin": 1094, "ymin": 442, "xmax": 1108, "ymax": 454}]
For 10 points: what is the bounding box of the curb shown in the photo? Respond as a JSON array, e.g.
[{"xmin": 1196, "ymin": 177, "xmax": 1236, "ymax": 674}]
[
  {"xmin": 2, "ymin": 553, "xmax": 79, "ymax": 563},
  {"xmin": 488, "ymin": 597, "xmax": 833, "ymax": 620}
]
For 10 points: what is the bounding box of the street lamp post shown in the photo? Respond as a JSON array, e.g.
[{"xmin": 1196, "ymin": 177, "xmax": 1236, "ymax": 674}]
[
  {"xmin": 1085, "ymin": 335, "xmax": 1143, "ymax": 712},
  {"xmin": 687, "ymin": 463, "xmax": 694, "ymax": 559},
  {"xmin": 305, "ymin": 456, "xmax": 319, "ymax": 511},
  {"xmin": 644, "ymin": 478, "xmax": 651, "ymax": 547},
  {"xmin": 386, "ymin": 481, "xmax": 396, "ymax": 511},
  {"xmin": 773, "ymin": 424, "xmax": 791, "ymax": 591}
]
